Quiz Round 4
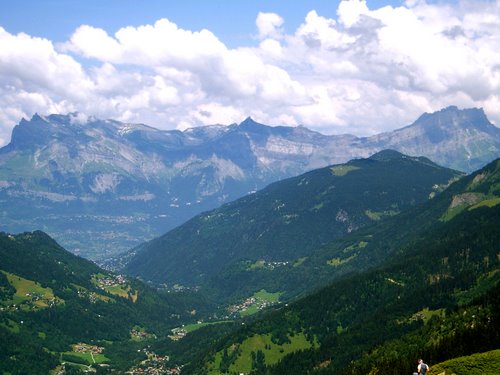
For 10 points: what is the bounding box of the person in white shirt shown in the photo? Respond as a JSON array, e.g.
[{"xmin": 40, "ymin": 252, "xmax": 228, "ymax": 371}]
[{"xmin": 417, "ymin": 358, "xmax": 429, "ymax": 375}]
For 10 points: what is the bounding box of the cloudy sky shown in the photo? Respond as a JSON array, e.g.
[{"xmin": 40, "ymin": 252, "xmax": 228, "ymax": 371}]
[{"xmin": 0, "ymin": 0, "xmax": 499, "ymax": 146}]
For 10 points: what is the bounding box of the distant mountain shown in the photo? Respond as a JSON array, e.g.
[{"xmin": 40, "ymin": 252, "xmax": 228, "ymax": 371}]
[
  {"xmin": 366, "ymin": 106, "xmax": 500, "ymax": 171},
  {"xmin": 183, "ymin": 158, "xmax": 500, "ymax": 375},
  {"xmin": 124, "ymin": 150, "xmax": 462, "ymax": 297},
  {"xmin": 0, "ymin": 230, "xmax": 205, "ymax": 374},
  {"xmin": 0, "ymin": 106, "xmax": 498, "ymax": 259}
]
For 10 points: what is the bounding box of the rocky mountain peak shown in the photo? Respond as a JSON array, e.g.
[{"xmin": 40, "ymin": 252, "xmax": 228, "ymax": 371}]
[
  {"xmin": 238, "ymin": 117, "xmax": 265, "ymax": 132},
  {"xmin": 414, "ymin": 106, "xmax": 493, "ymax": 132},
  {"xmin": 8, "ymin": 113, "xmax": 53, "ymax": 150}
]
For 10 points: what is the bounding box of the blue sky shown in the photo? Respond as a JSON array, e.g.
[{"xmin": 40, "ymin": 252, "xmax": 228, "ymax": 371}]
[
  {"xmin": 1, "ymin": 0, "xmax": 404, "ymax": 45},
  {"xmin": 0, "ymin": 0, "xmax": 498, "ymax": 146}
]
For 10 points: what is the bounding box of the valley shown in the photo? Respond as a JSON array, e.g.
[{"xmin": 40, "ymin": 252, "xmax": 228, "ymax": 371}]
[{"xmin": 0, "ymin": 109, "xmax": 499, "ymax": 374}]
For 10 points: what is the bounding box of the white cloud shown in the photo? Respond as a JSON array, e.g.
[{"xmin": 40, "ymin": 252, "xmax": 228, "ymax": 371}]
[
  {"xmin": 282, "ymin": 0, "xmax": 500, "ymax": 132},
  {"xmin": 0, "ymin": 27, "xmax": 94, "ymax": 142},
  {"xmin": 69, "ymin": 112, "xmax": 90, "ymax": 125},
  {"xmin": 65, "ymin": 25, "xmax": 122, "ymax": 61},
  {"xmin": 256, "ymin": 12, "xmax": 284, "ymax": 40},
  {"xmin": 296, "ymin": 10, "xmax": 355, "ymax": 50},
  {"xmin": 259, "ymin": 38, "xmax": 283, "ymax": 59},
  {"xmin": 191, "ymin": 102, "xmax": 244, "ymax": 126},
  {"xmin": 337, "ymin": 0, "xmax": 370, "ymax": 27},
  {"xmin": 0, "ymin": 1, "xmax": 500, "ymax": 147}
]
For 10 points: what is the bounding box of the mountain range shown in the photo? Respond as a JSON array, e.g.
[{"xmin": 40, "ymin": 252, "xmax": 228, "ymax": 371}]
[{"xmin": 0, "ymin": 106, "xmax": 498, "ymax": 260}]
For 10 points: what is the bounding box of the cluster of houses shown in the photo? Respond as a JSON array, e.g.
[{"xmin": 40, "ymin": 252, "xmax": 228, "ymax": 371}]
[
  {"xmin": 95, "ymin": 274, "xmax": 127, "ymax": 288},
  {"xmin": 227, "ymin": 296, "xmax": 275, "ymax": 316},
  {"xmin": 248, "ymin": 259, "xmax": 290, "ymax": 271},
  {"xmin": 76, "ymin": 288, "xmax": 102, "ymax": 304},
  {"xmin": 127, "ymin": 349, "xmax": 181, "ymax": 374},
  {"xmin": 168, "ymin": 327, "xmax": 187, "ymax": 341},
  {"xmin": 72, "ymin": 342, "xmax": 104, "ymax": 354},
  {"xmin": 159, "ymin": 283, "xmax": 200, "ymax": 293},
  {"xmin": 0, "ymin": 293, "xmax": 60, "ymax": 312},
  {"xmin": 254, "ymin": 260, "xmax": 289, "ymax": 270},
  {"xmin": 228, "ymin": 297, "xmax": 258, "ymax": 314},
  {"xmin": 130, "ymin": 328, "xmax": 156, "ymax": 341}
]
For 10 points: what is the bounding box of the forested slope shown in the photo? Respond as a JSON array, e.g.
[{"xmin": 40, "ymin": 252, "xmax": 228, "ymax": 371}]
[
  {"xmin": 0, "ymin": 231, "xmax": 205, "ymax": 373},
  {"xmin": 184, "ymin": 159, "xmax": 500, "ymax": 374},
  {"xmin": 125, "ymin": 151, "xmax": 461, "ymax": 295}
]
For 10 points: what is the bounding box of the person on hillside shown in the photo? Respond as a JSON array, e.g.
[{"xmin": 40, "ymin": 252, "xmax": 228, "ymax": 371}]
[{"xmin": 417, "ymin": 358, "xmax": 429, "ymax": 375}]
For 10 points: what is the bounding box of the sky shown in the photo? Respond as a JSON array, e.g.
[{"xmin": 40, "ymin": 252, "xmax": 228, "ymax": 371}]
[{"xmin": 0, "ymin": 0, "xmax": 499, "ymax": 146}]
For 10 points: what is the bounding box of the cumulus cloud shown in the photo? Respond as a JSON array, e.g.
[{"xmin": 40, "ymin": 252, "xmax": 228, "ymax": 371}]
[
  {"xmin": 0, "ymin": 0, "xmax": 500, "ymax": 146},
  {"xmin": 256, "ymin": 12, "xmax": 284, "ymax": 40},
  {"xmin": 0, "ymin": 27, "xmax": 93, "ymax": 142},
  {"xmin": 337, "ymin": 0, "xmax": 370, "ymax": 27}
]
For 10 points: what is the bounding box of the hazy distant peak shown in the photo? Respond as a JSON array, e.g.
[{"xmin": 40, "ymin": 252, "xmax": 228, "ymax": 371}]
[
  {"xmin": 241, "ymin": 116, "xmax": 255, "ymax": 123},
  {"xmin": 31, "ymin": 112, "xmax": 49, "ymax": 123},
  {"xmin": 414, "ymin": 106, "xmax": 490, "ymax": 128},
  {"xmin": 238, "ymin": 117, "xmax": 265, "ymax": 130}
]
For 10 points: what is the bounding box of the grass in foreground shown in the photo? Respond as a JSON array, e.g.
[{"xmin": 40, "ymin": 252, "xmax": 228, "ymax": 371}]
[{"xmin": 431, "ymin": 349, "xmax": 500, "ymax": 375}]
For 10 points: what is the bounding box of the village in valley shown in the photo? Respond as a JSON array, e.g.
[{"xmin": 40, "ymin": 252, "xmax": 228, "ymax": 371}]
[
  {"xmin": 94, "ymin": 273, "xmax": 127, "ymax": 288},
  {"xmin": 128, "ymin": 349, "xmax": 181, "ymax": 375},
  {"xmin": 227, "ymin": 295, "xmax": 274, "ymax": 317},
  {"xmin": 227, "ymin": 289, "xmax": 282, "ymax": 318},
  {"xmin": 130, "ymin": 328, "xmax": 157, "ymax": 341}
]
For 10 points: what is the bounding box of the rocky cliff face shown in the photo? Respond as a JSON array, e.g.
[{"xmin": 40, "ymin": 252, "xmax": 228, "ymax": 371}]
[{"xmin": 0, "ymin": 107, "xmax": 498, "ymax": 260}]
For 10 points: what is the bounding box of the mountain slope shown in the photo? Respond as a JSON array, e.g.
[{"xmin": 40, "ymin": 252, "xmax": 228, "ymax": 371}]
[
  {"xmin": 0, "ymin": 230, "xmax": 205, "ymax": 374},
  {"xmin": 0, "ymin": 106, "xmax": 498, "ymax": 259},
  {"xmin": 124, "ymin": 150, "xmax": 461, "ymax": 292},
  {"xmin": 200, "ymin": 152, "xmax": 500, "ymax": 304},
  {"xmin": 184, "ymin": 158, "xmax": 500, "ymax": 374}
]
